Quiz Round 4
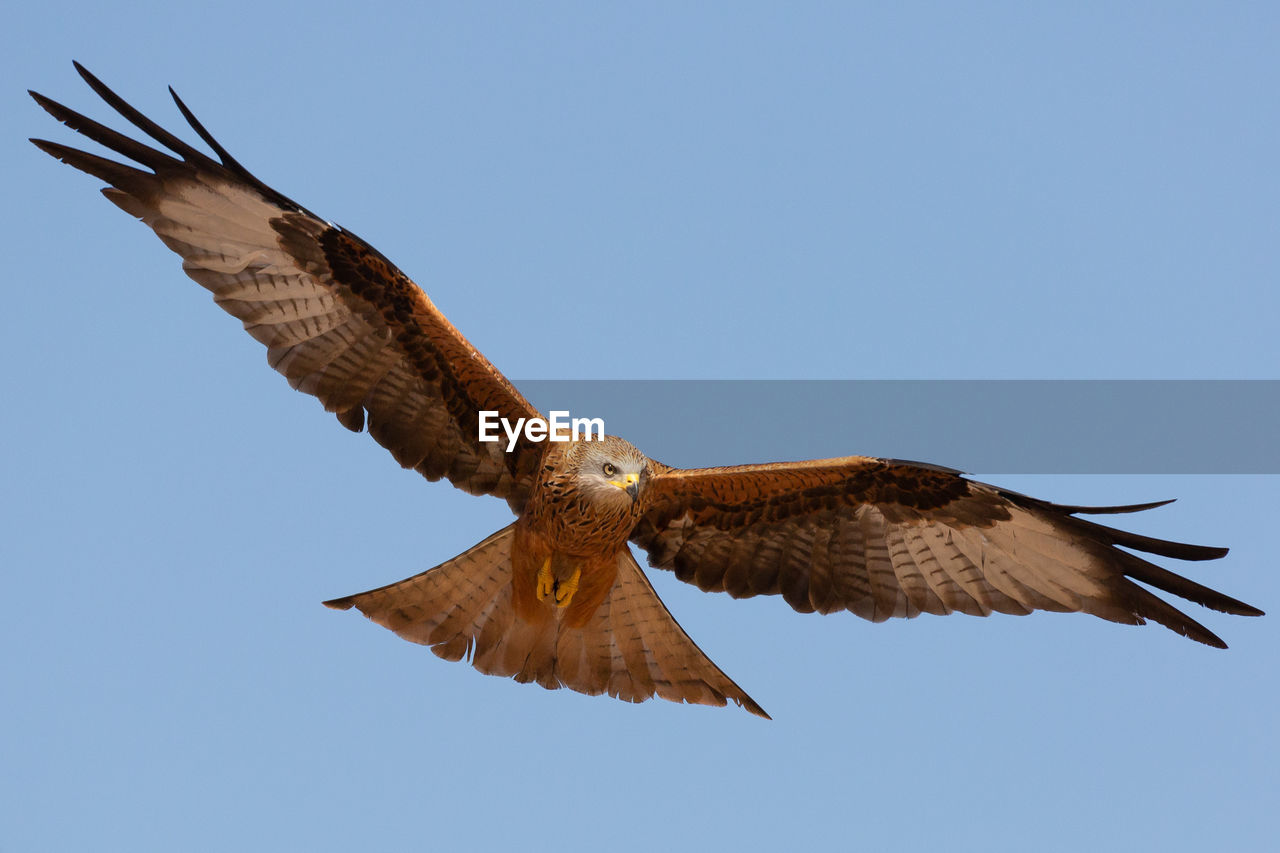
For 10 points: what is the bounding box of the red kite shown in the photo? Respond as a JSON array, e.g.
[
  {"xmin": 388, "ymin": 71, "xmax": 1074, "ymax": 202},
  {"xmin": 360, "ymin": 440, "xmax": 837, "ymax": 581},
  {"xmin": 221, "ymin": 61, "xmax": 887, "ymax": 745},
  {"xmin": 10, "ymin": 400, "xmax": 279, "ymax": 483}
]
[{"xmin": 31, "ymin": 64, "xmax": 1262, "ymax": 718}]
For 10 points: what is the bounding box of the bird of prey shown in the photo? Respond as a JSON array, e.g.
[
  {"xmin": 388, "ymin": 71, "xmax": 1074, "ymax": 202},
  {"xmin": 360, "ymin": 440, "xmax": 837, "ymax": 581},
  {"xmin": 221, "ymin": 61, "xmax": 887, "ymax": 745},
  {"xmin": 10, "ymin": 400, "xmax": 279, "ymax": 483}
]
[{"xmin": 31, "ymin": 64, "xmax": 1262, "ymax": 719}]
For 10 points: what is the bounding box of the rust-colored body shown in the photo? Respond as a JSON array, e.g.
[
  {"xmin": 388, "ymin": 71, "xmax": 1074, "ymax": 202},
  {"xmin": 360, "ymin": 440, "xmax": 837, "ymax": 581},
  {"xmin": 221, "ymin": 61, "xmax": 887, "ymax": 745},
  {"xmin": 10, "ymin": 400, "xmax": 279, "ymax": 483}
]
[
  {"xmin": 33, "ymin": 64, "xmax": 1261, "ymax": 720},
  {"xmin": 512, "ymin": 439, "xmax": 651, "ymax": 628}
]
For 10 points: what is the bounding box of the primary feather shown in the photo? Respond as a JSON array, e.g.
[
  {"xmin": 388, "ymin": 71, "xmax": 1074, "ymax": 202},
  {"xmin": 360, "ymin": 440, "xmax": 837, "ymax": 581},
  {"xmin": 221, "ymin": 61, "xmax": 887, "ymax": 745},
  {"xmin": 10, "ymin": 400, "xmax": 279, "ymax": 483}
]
[{"xmin": 32, "ymin": 64, "xmax": 1261, "ymax": 719}]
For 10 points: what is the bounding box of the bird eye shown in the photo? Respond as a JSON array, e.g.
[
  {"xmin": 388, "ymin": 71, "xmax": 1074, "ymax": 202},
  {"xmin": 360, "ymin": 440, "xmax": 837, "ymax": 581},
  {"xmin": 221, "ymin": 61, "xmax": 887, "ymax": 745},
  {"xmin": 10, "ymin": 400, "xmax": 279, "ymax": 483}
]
[{"xmin": 602, "ymin": 463, "xmax": 617, "ymax": 478}]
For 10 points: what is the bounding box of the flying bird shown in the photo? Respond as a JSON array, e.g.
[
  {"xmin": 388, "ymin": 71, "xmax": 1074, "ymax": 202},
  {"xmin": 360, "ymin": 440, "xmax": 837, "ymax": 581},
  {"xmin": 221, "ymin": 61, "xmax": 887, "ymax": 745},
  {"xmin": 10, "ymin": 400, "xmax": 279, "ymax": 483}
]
[{"xmin": 31, "ymin": 64, "xmax": 1263, "ymax": 719}]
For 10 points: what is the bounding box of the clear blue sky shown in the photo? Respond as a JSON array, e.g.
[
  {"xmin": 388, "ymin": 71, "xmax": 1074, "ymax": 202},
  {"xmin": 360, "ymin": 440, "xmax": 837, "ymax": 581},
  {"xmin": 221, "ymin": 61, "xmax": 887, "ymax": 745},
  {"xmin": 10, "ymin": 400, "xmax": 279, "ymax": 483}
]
[{"xmin": 3, "ymin": 3, "xmax": 1277, "ymax": 851}]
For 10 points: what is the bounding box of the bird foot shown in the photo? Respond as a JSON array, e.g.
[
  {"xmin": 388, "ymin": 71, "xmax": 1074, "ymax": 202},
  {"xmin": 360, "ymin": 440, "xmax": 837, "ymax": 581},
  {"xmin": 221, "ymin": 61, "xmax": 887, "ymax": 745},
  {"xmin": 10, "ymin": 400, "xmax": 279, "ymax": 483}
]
[
  {"xmin": 536, "ymin": 559, "xmax": 555, "ymax": 601},
  {"xmin": 535, "ymin": 560, "xmax": 581, "ymax": 608},
  {"xmin": 554, "ymin": 567, "xmax": 581, "ymax": 607}
]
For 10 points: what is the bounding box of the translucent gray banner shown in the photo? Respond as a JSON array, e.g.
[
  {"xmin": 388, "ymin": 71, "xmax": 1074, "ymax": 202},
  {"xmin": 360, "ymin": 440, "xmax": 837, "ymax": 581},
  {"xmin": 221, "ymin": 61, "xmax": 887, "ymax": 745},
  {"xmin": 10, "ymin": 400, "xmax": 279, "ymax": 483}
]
[{"xmin": 513, "ymin": 380, "xmax": 1280, "ymax": 474}]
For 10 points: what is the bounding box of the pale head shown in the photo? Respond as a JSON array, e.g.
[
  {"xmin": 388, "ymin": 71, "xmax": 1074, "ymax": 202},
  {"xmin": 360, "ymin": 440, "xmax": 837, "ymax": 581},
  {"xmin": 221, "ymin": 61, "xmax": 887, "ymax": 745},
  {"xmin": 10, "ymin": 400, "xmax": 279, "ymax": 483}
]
[{"xmin": 564, "ymin": 434, "xmax": 652, "ymax": 508}]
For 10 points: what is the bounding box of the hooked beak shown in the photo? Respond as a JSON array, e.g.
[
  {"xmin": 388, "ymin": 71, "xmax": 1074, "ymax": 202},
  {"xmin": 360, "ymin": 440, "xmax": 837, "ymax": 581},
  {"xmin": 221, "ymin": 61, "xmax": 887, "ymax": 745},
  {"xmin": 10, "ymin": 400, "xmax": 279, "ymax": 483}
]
[{"xmin": 613, "ymin": 471, "xmax": 640, "ymax": 503}]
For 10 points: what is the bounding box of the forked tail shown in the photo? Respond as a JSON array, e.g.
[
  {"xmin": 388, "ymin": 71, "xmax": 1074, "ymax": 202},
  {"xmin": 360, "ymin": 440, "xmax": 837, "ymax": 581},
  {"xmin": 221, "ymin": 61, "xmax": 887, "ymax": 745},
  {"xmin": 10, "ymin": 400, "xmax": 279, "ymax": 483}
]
[{"xmin": 324, "ymin": 525, "xmax": 768, "ymax": 718}]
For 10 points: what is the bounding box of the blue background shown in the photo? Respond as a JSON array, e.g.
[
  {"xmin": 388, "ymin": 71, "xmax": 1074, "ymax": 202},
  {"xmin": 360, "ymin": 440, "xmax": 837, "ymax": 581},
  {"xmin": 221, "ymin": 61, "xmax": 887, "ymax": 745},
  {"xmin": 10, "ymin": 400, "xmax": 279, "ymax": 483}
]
[{"xmin": 4, "ymin": 3, "xmax": 1277, "ymax": 851}]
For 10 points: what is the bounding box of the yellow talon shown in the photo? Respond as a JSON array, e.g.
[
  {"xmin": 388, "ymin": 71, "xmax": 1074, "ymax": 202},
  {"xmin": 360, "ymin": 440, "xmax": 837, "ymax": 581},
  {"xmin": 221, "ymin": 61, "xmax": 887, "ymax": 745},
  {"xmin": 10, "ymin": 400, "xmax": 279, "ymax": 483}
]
[
  {"xmin": 536, "ymin": 558, "xmax": 555, "ymax": 601},
  {"xmin": 554, "ymin": 567, "xmax": 581, "ymax": 608}
]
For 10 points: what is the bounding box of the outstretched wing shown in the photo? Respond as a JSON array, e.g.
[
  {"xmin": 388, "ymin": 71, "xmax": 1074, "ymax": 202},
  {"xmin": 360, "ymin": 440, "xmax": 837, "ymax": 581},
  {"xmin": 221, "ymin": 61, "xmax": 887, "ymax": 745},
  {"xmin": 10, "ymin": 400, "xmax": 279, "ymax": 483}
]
[
  {"xmin": 326, "ymin": 529, "xmax": 768, "ymax": 718},
  {"xmin": 631, "ymin": 456, "xmax": 1262, "ymax": 647},
  {"xmin": 31, "ymin": 63, "xmax": 543, "ymax": 510}
]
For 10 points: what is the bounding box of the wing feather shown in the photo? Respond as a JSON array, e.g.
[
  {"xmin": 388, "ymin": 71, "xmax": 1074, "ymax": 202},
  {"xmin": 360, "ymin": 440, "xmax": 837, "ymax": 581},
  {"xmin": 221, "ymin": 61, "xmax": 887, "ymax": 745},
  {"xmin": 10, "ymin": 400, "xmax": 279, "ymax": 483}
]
[
  {"xmin": 633, "ymin": 457, "xmax": 1262, "ymax": 647},
  {"xmin": 31, "ymin": 64, "xmax": 543, "ymax": 509}
]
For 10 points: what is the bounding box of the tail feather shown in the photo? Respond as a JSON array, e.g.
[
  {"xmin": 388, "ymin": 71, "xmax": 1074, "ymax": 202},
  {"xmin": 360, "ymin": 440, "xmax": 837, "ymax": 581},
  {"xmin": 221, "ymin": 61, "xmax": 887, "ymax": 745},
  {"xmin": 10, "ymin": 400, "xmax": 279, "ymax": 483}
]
[
  {"xmin": 324, "ymin": 526, "xmax": 769, "ymax": 718},
  {"xmin": 323, "ymin": 525, "xmax": 516, "ymax": 660}
]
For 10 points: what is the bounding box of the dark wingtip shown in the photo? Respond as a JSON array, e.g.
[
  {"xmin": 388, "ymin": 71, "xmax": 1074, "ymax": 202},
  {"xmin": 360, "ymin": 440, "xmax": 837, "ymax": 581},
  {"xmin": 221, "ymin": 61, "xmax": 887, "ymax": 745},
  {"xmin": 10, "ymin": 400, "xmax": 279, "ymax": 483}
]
[
  {"xmin": 167, "ymin": 84, "xmax": 237, "ymax": 165},
  {"xmin": 1065, "ymin": 498, "xmax": 1177, "ymax": 515},
  {"xmin": 322, "ymin": 596, "xmax": 357, "ymax": 611},
  {"xmin": 29, "ymin": 138, "xmax": 75, "ymax": 167},
  {"xmin": 70, "ymin": 62, "xmax": 123, "ymax": 107},
  {"xmin": 72, "ymin": 59, "xmax": 96, "ymax": 85},
  {"xmin": 41, "ymin": 59, "xmax": 317, "ymax": 219},
  {"xmin": 29, "ymin": 89, "xmax": 61, "ymax": 116},
  {"xmin": 29, "ymin": 137, "xmax": 81, "ymax": 163}
]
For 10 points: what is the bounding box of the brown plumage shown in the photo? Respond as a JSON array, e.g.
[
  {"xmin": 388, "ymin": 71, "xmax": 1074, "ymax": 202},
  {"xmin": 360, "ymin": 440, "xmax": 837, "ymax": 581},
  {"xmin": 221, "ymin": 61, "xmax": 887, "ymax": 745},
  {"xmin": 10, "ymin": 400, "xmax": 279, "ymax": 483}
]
[{"xmin": 31, "ymin": 64, "xmax": 1262, "ymax": 719}]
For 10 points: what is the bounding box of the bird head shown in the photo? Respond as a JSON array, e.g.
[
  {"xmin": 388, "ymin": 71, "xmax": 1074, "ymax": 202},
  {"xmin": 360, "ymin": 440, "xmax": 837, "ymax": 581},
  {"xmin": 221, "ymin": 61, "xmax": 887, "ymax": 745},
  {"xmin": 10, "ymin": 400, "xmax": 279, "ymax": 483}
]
[{"xmin": 569, "ymin": 434, "xmax": 652, "ymax": 508}]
